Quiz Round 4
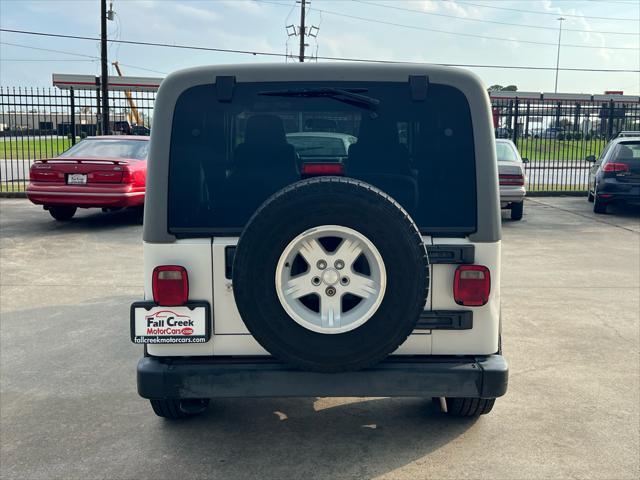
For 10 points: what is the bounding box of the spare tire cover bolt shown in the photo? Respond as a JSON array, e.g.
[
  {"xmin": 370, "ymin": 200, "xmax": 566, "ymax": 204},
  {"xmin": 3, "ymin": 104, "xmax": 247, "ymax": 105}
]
[
  {"xmin": 326, "ymin": 286, "xmax": 336, "ymax": 297},
  {"xmin": 312, "ymin": 276, "xmax": 321, "ymax": 286},
  {"xmin": 317, "ymin": 260, "xmax": 327, "ymax": 270},
  {"xmin": 334, "ymin": 260, "xmax": 345, "ymax": 270}
]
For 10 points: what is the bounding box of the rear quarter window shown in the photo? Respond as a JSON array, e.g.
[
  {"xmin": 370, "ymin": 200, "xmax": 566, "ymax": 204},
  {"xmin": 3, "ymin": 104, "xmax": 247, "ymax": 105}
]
[{"xmin": 168, "ymin": 81, "xmax": 477, "ymax": 236}]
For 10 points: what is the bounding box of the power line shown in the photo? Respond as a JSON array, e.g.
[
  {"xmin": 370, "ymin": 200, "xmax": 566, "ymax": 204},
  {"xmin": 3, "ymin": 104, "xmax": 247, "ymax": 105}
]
[
  {"xmin": 257, "ymin": 1, "xmax": 639, "ymax": 50},
  {"xmin": 0, "ymin": 59, "xmax": 94, "ymax": 62},
  {"xmin": 0, "ymin": 40, "xmax": 168, "ymax": 74},
  {"xmin": 1, "ymin": 28, "xmax": 638, "ymax": 73},
  {"xmin": 455, "ymin": 0, "xmax": 640, "ymax": 22},
  {"xmin": 353, "ymin": 0, "xmax": 639, "ymax": 36}
]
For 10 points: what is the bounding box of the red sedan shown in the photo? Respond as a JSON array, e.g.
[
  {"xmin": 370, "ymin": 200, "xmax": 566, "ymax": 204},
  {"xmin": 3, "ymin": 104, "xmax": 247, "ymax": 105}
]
[{"xmin": 27, "ymin": 136, "xmax": 149, "ymax": 221}]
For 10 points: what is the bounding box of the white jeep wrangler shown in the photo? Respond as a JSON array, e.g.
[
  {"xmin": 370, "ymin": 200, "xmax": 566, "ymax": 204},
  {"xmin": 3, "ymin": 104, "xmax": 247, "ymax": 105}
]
[{"xmin": 131, "ymin": 63, "xmax": 508, "ymax": 420}]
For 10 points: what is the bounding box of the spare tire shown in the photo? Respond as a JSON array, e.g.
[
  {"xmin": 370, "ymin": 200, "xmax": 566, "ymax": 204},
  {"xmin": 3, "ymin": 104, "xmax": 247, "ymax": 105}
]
[{"xmin": 232, "ymin": 177, "xmax": 429, "ymax": 372}]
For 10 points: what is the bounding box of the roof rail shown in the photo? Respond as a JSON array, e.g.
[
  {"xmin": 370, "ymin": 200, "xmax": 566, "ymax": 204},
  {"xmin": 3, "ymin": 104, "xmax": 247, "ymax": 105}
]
[{"xmin": 613, "ymin": 131, "xmax": 640, "ymax": 139}]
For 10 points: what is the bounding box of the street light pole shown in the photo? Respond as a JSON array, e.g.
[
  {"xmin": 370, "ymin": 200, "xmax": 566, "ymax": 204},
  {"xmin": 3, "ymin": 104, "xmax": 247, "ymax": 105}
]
[{"xmin": 554, "ymin": 17, "xmax": 565, "ymax": 94}]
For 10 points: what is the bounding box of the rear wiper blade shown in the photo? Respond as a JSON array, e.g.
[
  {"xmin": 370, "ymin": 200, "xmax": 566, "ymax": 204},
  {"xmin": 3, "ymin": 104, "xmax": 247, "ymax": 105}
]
[{"xmin": 258, "ymin": 88, "xmax": 380, "ymax": 111}]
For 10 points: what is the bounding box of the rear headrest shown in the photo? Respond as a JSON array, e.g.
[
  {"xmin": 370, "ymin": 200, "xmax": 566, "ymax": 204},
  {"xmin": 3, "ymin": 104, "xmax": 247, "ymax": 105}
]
[
  {"xmin": 244, "ymin": 114, "xmax": 287, "ymax": 145},
  {"xmin": 356, "ymin": 117, "xmax": 399, "ymax": 146}
]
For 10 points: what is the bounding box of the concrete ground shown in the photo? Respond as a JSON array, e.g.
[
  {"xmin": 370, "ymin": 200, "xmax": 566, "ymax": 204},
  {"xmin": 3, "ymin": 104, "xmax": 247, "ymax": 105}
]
[{"xmin": 1, "ymin": 197, "xmax": 638, "ymax": 480}]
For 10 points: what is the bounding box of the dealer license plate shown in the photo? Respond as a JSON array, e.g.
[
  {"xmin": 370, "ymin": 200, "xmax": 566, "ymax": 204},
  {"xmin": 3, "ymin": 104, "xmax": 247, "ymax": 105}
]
[
  {"xmin": 67, "ymin": 174, "xmax": 87, "ymax": 185},
  {"xmin": 130, "ymin": 301, "xmax": 210, "ymax": 344}
]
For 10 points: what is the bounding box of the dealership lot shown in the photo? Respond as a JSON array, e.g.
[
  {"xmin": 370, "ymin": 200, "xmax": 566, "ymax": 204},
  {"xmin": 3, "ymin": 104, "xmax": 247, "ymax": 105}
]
[{"xmin": 0, "ymin": 197, "xmax": 638, "ymax": 480}]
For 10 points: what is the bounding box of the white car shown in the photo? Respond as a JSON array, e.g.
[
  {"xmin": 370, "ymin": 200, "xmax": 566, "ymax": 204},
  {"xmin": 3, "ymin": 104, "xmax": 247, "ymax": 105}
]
[
  {"xmin": 496, "ymin": 139, "xmax": 528, "ymax": 220},
  {"xmin": 132, "ymin": 63, "xmax": 508, "ymax": 420}
]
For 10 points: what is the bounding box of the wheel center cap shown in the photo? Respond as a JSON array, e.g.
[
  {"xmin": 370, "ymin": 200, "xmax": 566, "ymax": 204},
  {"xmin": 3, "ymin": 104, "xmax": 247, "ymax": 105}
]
[{"xmin": 322, "ymin": 268, "xmax": 340, "ymax": 285}]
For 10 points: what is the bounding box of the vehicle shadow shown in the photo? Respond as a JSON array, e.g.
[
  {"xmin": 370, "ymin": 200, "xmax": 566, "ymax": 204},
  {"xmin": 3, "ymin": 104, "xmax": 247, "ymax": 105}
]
[{"xmin": 141, "ymin": 396, "xmax": 478, "ymax": 479}]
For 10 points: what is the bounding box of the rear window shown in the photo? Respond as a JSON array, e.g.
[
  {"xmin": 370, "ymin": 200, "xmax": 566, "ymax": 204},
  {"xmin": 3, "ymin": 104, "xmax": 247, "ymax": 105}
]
[
  {"xmin": 168, "ymin": 81, "xmax": 477, "ymax": 235},
  {"xmin": 496, "ymin": 142, "xmax": 518, "ymax": 162},
  {"xmin": 613, "ymin": 142, "xmax": 640, "ymax": 161},
  {"xmin": 60, "ymin": 139, "xmax": 148, "ymax": 160}
]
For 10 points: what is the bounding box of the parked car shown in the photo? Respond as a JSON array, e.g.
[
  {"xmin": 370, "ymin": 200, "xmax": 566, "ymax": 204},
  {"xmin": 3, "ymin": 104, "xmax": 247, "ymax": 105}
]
[
  {"xmin": 131, "ymin": 125, "xmax": 150, "ymax": 136},
  {"xmin": 587, "ymin": 131, "xmax": 640, "ymax": 214},
  {"xmin": 286, "ymin": 132, "xmax": 356, "ymax": 174},
  {"xmin": 496, "ymin": 139, "xmax": 528, "ymax": 220},
  {"xmin": 535, "ymin": 127, "xmax": 564, "ymax": 139},
  {"xmin": 132, "ymin": 63, "xmax": 508, "ymax": 420},
  {"xmin": 494, "ymin": 127, "xmax": 511, "ymax": 139},
  {"xmin": 27, "ymin": 136, "xmax": 149, "ymax": 220}
]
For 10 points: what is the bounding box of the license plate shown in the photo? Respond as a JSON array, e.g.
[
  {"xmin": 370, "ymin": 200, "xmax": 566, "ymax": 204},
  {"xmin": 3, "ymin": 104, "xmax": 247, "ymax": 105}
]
[
  {"xmin": 67, "ymin": 174, "xmax": 87, "ymax": 185},
  {"xmin": 130, "ymin": 301, "xmax": 211, "ymax": 344}
]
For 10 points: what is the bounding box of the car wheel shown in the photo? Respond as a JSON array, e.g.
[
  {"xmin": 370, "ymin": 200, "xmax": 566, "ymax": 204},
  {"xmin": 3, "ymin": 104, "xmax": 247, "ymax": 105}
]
[
  {"xmin": 232, "ymin": 177, "xmax": 429, "ymax": 373},
  {"xmin": 439, "ymin": 397, "xmax": 496, "ymax": 417},
  {"xmin": 150, "ymin": 398, "xmax": 209, "ymax": 420},
  {"xmin": 48, "ymin": 206, "xmax": 77, "ymax": 221},
  {"xmin": 593, "ymin": 194, "xmax": 608, "ymax": 214},
  {"xmin": 510, "ymin": 202, "xmax": 524, "ymax": 221},
  {"xmin": 587, "ymin": 189, "xmax": 594, "ymax": 202}
]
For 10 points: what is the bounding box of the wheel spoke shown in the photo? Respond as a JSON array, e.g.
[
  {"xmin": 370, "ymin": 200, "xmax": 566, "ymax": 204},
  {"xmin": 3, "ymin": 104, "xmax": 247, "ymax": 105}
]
[
  {"xmin": 320, "ymin": 294, "xmax": 341, "ymax": 328},
  {"xmin": 283, "ymin": 273, "xmax": 317, "ymax": 299},
  {"xmin": 298, "ymin": 238, "xmax": 325, "ymax": 266},
  {"xmin": 334, "ymin": 238, "xmax": 363, "ymax": 269},
  {"xmin": 346, "ymin": 273, "xmax": 378, "ymax": 299}
]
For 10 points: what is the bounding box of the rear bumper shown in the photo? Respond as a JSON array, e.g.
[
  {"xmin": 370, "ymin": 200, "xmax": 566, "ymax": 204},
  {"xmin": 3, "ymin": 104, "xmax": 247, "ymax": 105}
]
[
  {"xmin": 27, "ymin": 184, "xmax": 144, "ymax": 207},
  {"xmin": 137, "ymin": 354, "xmax": 509, "ymax": 399},
  {"xmin": 500, "ymin": 186, "xmax": 526, "ymax": 206}
]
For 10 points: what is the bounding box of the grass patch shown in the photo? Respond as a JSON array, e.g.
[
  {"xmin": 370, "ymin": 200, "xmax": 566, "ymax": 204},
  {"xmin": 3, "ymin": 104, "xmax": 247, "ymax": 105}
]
[
  {"xmin": 516, "ymin": 139, "xmax": 606, "ymax": 162},
  {"xmin": 0, "ymin": 182, "xmax": 26, "ymax": 193},
  {"xmin": 0, "ymin": 137, "xmax": 78, "ymax": 160}
]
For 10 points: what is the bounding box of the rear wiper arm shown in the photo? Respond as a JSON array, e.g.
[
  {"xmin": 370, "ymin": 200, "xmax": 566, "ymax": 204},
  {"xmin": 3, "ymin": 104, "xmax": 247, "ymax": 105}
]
[{"xmin": 258, "ymin": 88, "xmax": 380, "ymax": 111}]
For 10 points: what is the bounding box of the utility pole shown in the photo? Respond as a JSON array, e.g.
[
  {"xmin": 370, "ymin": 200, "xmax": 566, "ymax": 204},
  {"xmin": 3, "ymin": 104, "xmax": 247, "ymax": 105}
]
[
  {"xmin": 100, "ymin": 0, "xmax": 110, "ymax": 134},
  {"xmin": 554, "ymin": 17, "xmax": 565, "ymax": 94},
  {"xmin": 298, "ymin": 0, "xmax": 306, "ymax": 62}
]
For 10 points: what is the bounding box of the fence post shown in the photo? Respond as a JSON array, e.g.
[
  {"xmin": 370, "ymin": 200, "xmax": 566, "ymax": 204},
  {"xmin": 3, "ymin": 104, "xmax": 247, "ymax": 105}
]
[
  {"xmin": 607, "ymin": 99, "xmax": 614, "ymax": 139},
  {"xmin": 512, "ymin": 98, "xmax": 519, "ymax": 145},
  {"xmin": 70, "ymin": 87, "xmax": 76, "ymax": 145},
  {"xmin": 95, "ymin": 82, "xmax": 102, "ymax": 135}
]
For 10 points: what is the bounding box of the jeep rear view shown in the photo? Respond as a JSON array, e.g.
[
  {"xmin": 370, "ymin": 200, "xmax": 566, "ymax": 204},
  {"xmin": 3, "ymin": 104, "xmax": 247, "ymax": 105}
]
[{"xmin": 131, "ymin": 63, "xmax": 508, "ymax": 420}]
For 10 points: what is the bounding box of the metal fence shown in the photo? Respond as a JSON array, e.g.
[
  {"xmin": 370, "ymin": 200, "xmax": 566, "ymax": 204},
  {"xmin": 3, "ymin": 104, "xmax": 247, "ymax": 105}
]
[
  {"xmin": 0, "ymin": 86, "xmax": 155, "ymax": 193},
  {"xmin": 1, "ymin": 86, "xmax": 639, "ymax": 194},
  {"xmin": 491, "ymin": 92, "xmax": 640, "ymax": 192}
]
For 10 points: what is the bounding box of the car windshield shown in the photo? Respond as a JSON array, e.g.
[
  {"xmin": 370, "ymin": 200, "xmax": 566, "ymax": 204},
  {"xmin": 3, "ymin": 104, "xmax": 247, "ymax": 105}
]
[
  {"xmin": 287, "ymin": 135, "xmax": 353, "ymax": 157},
  {"xmin": 496, "ymin": 142, "xmax": 518, "ymax": 162},
  {"xmin": 168, "ymin": 81, "xmax": 477, "ymax": 235},
  {"xmin": 59, "ymin": 139, "xmax": 149, "ymax": 160}
]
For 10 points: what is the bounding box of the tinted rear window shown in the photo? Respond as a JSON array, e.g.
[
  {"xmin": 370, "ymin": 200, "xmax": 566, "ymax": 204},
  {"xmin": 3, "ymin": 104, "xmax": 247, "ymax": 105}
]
[{"xmin": 168, "ymin": 81, "xmax": 477, "ymax": 235}]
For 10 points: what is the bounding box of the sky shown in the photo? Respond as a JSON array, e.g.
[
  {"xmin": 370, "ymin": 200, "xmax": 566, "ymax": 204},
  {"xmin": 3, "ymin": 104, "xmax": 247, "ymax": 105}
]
[{"xmin": 0, "ymin": 0, "xmax": 639, "ymax": 95}]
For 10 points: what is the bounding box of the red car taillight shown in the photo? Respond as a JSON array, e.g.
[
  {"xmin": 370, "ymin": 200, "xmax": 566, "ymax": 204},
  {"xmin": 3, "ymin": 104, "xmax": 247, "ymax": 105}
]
[
  {"xmin": 499, "ymin": 174, "xmax": 525, "ymax": 186},
  {"xmin": 453, "ymin": 265, "xmax": 491, "ymax": 306},
  {"xmin": 30, "ymin": 164, "xmax": 62, "ymax": 182},
  {"xmin": 301, "ymin": 163, "xmax": 344, "ymax": 176},
  {"xmin": 602, "ymin": 162, "xmax": 629, "ymax": 173},
  {"xmin": 90, "ymin": 171, "xmax": 124, "ymax": 183},
  {"xmin": 152, "ymin": 266, "xmax": 189, "ymax": 306}
]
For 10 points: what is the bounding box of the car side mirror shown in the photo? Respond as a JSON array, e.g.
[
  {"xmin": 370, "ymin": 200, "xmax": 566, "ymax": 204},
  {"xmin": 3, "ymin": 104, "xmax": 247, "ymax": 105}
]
[
  {"xmin": 522, "ymin": 158, "xmax": 529, "ymax": 164},
  {"xmin": 585, "ymin": 155, "xmax": 596, "ymax": 162}
]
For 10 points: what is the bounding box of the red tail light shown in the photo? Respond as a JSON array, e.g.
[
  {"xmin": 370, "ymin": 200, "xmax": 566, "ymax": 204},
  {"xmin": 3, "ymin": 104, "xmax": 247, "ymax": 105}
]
[
  {"xmin": 602, "ymin": 162, "xmax": 629, "ymax": 173},
  {"xmin": 89, "ymin": 171, "xmax": 124, "ymax": 183},
  {"xmin": 152, "ymin": 266, "xmax": 189, "ymax": 306},
  {"xmin": 301, "ymin": 163, "xmax": 344, "ymax": 177},
  {"xmin": 499, "ymin": 174, "xmax": 525, "ymax": 186},
  {"xmin": 30, "ymin": 164, "xmax": 63, "ymax": 182},
  {"xmin": 453, "ymin": 265, "xmax": 491, "ymax": 306}
]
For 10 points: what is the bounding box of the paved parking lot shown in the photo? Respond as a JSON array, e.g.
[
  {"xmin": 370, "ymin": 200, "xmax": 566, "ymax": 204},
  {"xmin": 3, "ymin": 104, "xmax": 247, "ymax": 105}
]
[{"xmin": 1, "ymin": 197, "xmax": 639, "ymax": 480}]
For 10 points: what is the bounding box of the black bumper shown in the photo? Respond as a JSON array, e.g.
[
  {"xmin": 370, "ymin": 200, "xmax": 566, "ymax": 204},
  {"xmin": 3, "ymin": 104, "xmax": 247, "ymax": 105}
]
[{"xmin": 137, "ymin": 355, "xmax": 508, "ymax": 399}]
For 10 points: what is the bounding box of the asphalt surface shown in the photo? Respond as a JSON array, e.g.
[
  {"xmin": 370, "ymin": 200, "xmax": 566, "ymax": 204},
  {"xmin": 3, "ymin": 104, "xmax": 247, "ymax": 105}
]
[{"xmin": 1, "ymin": 197, "xmax": 639, "ymax": 480}]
